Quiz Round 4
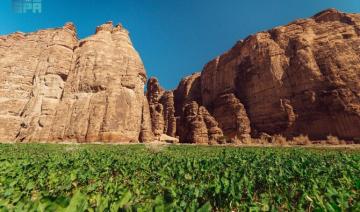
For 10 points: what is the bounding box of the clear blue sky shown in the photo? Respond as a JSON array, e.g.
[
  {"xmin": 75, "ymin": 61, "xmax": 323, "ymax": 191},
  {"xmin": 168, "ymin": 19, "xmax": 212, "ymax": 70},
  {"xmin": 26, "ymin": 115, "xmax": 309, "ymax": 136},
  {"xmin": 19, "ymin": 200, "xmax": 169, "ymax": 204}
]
[{"xmin": 1, "ymin": 0, "xmax": 360, "ymax": 89}]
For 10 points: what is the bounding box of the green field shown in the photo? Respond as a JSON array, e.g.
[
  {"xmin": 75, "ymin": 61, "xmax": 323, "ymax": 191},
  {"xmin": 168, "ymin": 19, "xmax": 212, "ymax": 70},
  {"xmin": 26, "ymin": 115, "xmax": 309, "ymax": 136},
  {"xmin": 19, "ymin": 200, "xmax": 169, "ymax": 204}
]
[{"xmin": 0, "ymin": 144, "xmax": 359, "ymax": 211}]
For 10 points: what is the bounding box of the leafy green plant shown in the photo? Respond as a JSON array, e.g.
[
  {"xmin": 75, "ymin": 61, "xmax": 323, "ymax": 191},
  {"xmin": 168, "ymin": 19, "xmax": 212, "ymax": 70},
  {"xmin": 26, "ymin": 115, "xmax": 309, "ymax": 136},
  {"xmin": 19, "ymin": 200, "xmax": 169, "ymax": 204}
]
[{"xmin": 0, "ymin": 144, "xmax": 359, "ymax": 211}]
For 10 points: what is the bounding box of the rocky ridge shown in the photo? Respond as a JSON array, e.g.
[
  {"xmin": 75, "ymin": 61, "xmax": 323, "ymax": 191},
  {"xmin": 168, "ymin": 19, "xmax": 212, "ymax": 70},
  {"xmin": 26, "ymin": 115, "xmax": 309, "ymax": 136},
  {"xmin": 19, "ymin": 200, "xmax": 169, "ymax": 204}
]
[
  {"xmin": 149, "ymin": 9, "xmax": 360, "ymax": 143},
  {"xmin": 1, "ymin": 9, "xmax": 359, "ymax": 143}
]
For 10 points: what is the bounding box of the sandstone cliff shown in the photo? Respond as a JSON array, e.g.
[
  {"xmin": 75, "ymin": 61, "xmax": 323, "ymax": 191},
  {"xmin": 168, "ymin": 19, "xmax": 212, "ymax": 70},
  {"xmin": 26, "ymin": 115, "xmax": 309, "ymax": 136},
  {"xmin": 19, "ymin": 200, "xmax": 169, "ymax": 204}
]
[
  {"xmin": 146, "ymin": 77, "xmax": 176, "ymax": 140},
  {"xmin": 1, "ymin": 9, "xmax": 359, "ymax": 144},
  {"xmin": 0, "ymin": 22, "xmax": 153, "ymax": 142},
  {"xmin": 149, "ymin": 9, "xmax": 360, "ymax": 143}
]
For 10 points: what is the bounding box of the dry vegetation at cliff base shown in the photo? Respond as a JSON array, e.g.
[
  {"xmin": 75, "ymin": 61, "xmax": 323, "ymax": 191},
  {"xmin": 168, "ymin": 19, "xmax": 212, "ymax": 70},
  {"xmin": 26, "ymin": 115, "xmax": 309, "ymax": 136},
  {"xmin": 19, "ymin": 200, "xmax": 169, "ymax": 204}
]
[{"xmin": 0, "ymin": 144, "xmax": 359, "ymax": 211}]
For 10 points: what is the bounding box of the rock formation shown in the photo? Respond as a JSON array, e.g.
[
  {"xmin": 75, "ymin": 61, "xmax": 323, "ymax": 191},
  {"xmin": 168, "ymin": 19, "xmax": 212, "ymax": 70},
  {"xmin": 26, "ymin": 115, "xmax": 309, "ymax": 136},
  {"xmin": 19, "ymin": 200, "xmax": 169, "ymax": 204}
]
[
  {"xmin": 146, "ymin": 77, "xmax": 165, "ymax": 138},
  {"xmin": 1, "ymin": 9, "xmax": 359, "ymax": 144},
  {"xmin": 212, "ymin": 93, "xmax": 251, "ymax": 140},
  {"xmin": 0, "ymin": 22, "xmax": 153, "ymax": 143},
  {"xmin": 171, "ymin": 73, "xmax": 224, "ymax": 143},
  {"xmin": 178, "ymin": 101, "xmax": 223, "ymax": 144},
  {"xmin": 149, "ymin": 9, "xmax": 360, "ymax": 143},
  {"xmin": 146, "ymin": 77, "xmax": 176, "ymax": 139},
  {"xmin": 201, "ymin": 8, "xmax": 360, "ymax": 140},
  {"xmin": 160, "ymin": 91, "xmax": 177, "ymax": 137}
]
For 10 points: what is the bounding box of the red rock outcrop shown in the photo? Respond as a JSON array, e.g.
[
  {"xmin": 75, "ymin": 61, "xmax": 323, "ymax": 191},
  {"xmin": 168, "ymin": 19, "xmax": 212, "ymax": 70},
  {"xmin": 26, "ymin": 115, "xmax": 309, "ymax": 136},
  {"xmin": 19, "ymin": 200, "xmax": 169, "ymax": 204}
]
[
  {"xmin": 198, "ymin": 8, "xmax": 360, "ymax": 140},
  {"xmin": 149, "ymin": 9, "xmax": 360, "ymax": 143},
  {"xmin": 139, "ymin": 96, "xmax": 154, "ymax": 143},
  {"xmin": 0, "ymin": 22, "xmax": 153, "ymax": 143},
  {"xmin": 146, "ymin": 74, "xmax": 224, "ymax": 144},
  {"xmin": 146, "ymin": 77, "xmax": 165, "ymax": 137},
  {"xmin": 172, "ymin": 73, "xmax": 224, "ymax": 144},
  {"xmin": 212, "ymin": 93, "xmax": 251, "ymax": 140},
  {"xmin": 160, "ymin": 91, "xmax": 177, "ymax": 137},
  {"xmin": 233, "ymin": 10, "xmax": 360, "ymax": 139},
  {"xmin": 146, "ymin": 77, "xmax": 176, "ymax": 139},
  {"xmin": 174, "ymin": 73, "xmax": 203, "ymax": 116},
  {"xmin": 1, "ymin": 9, "xmax": 359, "ymax": 144},
  {"xmin": 178, "ymin": 101, "xmax": 223, "ymax": 144}
]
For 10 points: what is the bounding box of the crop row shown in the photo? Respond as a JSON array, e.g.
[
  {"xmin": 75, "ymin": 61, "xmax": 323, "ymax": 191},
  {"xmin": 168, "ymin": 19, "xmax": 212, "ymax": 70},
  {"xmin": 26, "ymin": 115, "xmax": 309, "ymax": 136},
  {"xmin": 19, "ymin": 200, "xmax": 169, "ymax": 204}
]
[{"xmin": 0, "ymin": 144, "xmax": 359, "ymax": 211}]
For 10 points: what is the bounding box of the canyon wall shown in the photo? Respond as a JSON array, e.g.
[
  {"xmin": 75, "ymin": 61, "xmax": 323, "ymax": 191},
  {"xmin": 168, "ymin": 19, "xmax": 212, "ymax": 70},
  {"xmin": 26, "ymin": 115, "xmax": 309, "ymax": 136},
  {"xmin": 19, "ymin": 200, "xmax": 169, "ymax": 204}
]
[
  {"xmin": 150, "ymin": 9, "xmax": 360, "ymax": 142},
  {"xmin": 1, "ymin": 9, "xmax": 359, "ymax": 143}
]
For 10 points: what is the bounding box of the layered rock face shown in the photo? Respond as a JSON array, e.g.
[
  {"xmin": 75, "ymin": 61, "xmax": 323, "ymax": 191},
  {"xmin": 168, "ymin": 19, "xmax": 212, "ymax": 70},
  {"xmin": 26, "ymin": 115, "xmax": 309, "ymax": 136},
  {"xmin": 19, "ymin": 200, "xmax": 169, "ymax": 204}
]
[
  {"xmin": 0, "ymin": 22, "xmax": 153, "ymax": 142},
  {"xmin": 147, "ymin": 74, "xmax": 224, "ymax": 143},
  {"xmin": 171, "ymin": 73, "xmax": 224, "ymax": 143},
  {"xmin": 149, "ymin": 9, "xmax": 360, "ymax": 143},
  {"xmin": 178, "ymin": 101, "xmax": 223, "ymax": 144},
  {"xmin": 201, "ymin": 9, "xmax": 360, "ymax": 140},
  {"xmin": 146, "ymin": 77, "xmax": 176, "ymax": 139},
  {"xmin": 1, "ymin": 9, "xmax": 359, "ymax": 144}
]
